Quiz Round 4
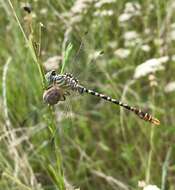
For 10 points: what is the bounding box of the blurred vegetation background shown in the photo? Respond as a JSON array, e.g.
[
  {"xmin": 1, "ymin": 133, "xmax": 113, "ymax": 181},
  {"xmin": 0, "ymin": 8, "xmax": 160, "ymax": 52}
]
[{"xmin": 0, "ymin": 0, "xmax": 175, "ymax": 190}]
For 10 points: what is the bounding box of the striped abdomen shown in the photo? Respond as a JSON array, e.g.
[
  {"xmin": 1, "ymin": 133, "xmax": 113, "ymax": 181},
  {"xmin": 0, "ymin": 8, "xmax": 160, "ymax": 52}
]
[{"xmin": 77, "ymin": 86, "xmax": 160, "ymax": 125}]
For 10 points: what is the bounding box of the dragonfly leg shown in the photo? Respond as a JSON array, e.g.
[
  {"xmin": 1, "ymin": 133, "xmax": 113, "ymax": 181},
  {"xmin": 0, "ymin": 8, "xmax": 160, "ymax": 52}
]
[
  {"xmin": 64, "ymin": 91, "xmax": 71, "ymax": 96},
  {"xmin": 60, "ymin": 95, "xmax": 66, "ymax": 101}
]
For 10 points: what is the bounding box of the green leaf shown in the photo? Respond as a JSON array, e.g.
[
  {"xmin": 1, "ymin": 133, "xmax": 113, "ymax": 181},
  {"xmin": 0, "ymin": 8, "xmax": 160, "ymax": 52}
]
[{"xmin": 61, "ymin": 43, "xmax": 73, "ymax": 74}]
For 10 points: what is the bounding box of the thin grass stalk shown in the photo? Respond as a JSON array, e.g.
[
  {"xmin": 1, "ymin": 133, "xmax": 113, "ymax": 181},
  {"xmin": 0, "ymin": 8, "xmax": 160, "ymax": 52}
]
[
  {"xmin": 37, "ymin": 22, "xmax": 44, "ymax": 59},
  {"xmin": 46, "ymin": 42, "xmax": 76, "ymax": 188},
  {"xmin": 161, "ymin": 147, "xmax": 172, "ymax": 190},
  {"xmin": 2, "ymin": 58, "xmax": 41, "ymax": 189},
  {"xmin": 7, "ymin": 0, "xmax": 46, "ymax": 88},
  {"xmin": 2, "ymin": 172, "xmax": 32, "ymax": 190},
  {"xmin": 2, "ymin": 57, "xmax": 12, "ymax": 135},
  {"xmin": 61, "ymin": 43, "xmax": 73, "ymax": 74},
  {"xmin": 146, "ymin": 88, "xmax": 156, "ymax": 183},
  {"xmin": 2, "ymin": 57, "xmax": 20, "ymax": 177},
  {"xmin": 45, "ymin": 99, "xmax": 65, "ymax": 189},
  {"xmin": 155, "ymin": 0, "xmax": 162, "ymax": 40}
]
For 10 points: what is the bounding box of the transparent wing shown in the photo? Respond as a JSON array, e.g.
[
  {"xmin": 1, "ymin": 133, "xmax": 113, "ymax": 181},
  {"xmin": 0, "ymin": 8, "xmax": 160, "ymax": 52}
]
[{"xmin": 63, "ymin": 31, "xmax": 106, "ymax": 91}]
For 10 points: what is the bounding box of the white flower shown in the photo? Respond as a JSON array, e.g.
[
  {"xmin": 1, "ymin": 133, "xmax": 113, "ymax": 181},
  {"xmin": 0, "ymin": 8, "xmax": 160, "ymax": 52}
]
[
  {"xmin": 125, "ymin": 2, "xmax": 141, "ymax": 14},
  {"xmin": 114, "ymin": 48, "xmax": 130, "ymax": 59},
  {"xmin": 124, "ymin": 31, "xmax": 139, "ymax": 41},
  {"xmin": 43, "ymin": 56, "xmax": 62, "ymax": 71},
  {"xmin": 144, "ymin": 28, "xmax": 151, "ymax": 35},
  {"xmin": 40, "ymin": 8, "xmax": 48, "ymax": 15},
  {"xmin": 118, "ymin": 2, "xmax": 141, "ymax": 24},
  {"xmin": 71, "ymin": 1, "xmax": 88, "ymax": 14},
  {"xmin": 164, "ymin": 81, "xmax": 175, "ymax": 93},
  {"xmin": 134, "ymin": 56, "xmax": 169, "ymax": 79},
  {"xmin": 154, "ymin": 38, "xmax": 164, "ymax": 46},
  {"xmin": 108, "ymin": 41, "xmax": 117, "ymax": 49},
  {"xmin": 138, "ymin": 181, "xmax": 160, "ymax": 190},
  {"xmin": 138, "ymin": 180, "xmax": 146, "ymax": 188},
  {"xmin": 94, "ymin": 10, "xmax": 114, "ymax": 17},
  {"xmin": 95, "ymin": 0, "xmax": 116, "ymax": 8},
  {"xmin": 148, "ymin": 4, "xmax": 154, "ymax": 11},
  {"xmin": 70, "ymin": 15, "xmax": 82, "ymax": 23},
  {"xmin": 172, "ymin": 1, "xmax": 175, "ymax": 9},
  {"xmin": 125, "ymin": 38, "xmax": 142, "ymax": 47},
  {"xmin": 69, "ymin": 0, "xmax": 95, "ymax": 16},
  {"xmin": 171, "ymin": 54, "xmax": 175, "ymax": 61},
  {"xmin": 170, "ymin": 22, "xmax": 175, "ymax": 29},
  {"xmin": 170, "ymin": 23, "xmax": 175, "ymax": 40},
  {"xmin": 118, "ymin": 13, "xmax": 132, "ymax": 22},
  {"xmin": 170, "ymin": 30, "xmax": 175, "ymax": 41},
  {"xmin": 141, "ymin": 44, "xmax": 151, "ymax": 52},
  {"xmin": 123, "ymin": 31, "xmax": 142, "ymax": 47},
  {"xmin": 143, "ymin": 185, "xmax": 160, "ymax": 190}
]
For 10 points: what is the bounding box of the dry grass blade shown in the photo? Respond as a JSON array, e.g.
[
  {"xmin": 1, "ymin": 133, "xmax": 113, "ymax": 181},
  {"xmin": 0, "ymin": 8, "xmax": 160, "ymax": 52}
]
[{"xmin": 91, "ymin": 170, "xmax": 130, "ymax": 190}]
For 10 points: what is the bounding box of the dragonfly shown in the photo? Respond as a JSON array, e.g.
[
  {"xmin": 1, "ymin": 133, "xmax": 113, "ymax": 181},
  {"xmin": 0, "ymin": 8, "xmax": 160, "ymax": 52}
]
[{"xmin": 43, "ymin": 70, "xmax": 160, "ymax": 125}]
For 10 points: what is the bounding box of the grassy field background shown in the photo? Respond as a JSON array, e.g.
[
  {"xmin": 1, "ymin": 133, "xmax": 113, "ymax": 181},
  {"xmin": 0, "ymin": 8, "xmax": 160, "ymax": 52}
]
[{"xmin": 0, "ymin": 0, "xmax": 175, "ymax": 190}]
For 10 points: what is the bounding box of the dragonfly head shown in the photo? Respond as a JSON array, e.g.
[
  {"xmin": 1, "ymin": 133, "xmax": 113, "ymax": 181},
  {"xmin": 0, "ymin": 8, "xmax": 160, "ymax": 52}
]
[{"xmin": 45, "ymin": 70, "xmax": 57, "ymax": 86}]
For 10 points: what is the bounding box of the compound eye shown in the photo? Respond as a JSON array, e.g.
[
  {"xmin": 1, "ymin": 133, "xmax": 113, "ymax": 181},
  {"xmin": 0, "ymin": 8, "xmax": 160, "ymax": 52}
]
[{"xmin": 51, "ymin": 70, "xmax": 56, "ymax": 76}]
